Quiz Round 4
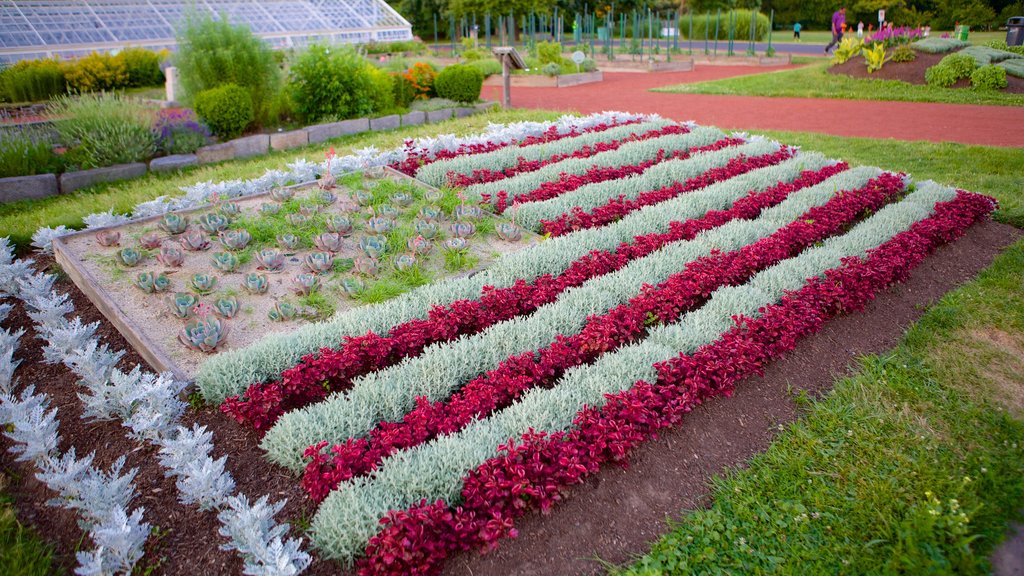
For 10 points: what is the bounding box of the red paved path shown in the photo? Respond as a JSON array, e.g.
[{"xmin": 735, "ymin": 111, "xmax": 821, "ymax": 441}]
[{"xmin": 483, "ymin": 66, "xmax": 1024, "ymax": 147}]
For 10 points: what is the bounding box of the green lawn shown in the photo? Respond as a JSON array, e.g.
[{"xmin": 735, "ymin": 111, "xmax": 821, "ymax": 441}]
[
  {"xmin": 0, "ymin": 475, "xmax": 52, "ymax": 576},
  {"xmin": 651, "ymin": 61, "xmax": 1024, "ymax": 107},
  {"xmin": 623, "ymin": 132, "xmax": 1024, "ymax": 575}
]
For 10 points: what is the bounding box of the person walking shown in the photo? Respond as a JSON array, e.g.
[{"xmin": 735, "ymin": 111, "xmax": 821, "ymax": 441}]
[
  {"xmin": 857, "ymin": 21, "xmax": 864, "ymax": 38},
  {"xmin": 793, "ymin": 21, "xmax": 802, "ymax": 41},
  {"xmin": 825, "ymin": 7, "xmax": 846, "ymax": 53}
]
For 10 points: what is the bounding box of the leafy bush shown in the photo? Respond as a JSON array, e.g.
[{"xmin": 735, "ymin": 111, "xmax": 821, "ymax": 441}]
[
  {"xmin": 117, "ymin": 48, "xmax": 164, "ymax": 87},
  {"xmin": 49, "ymin": 93, "xmax": 156, "ymax": 169},
  {"xmin": 580, "ymin": 58, "xmax": 598, "ymax": 73},
  {"xmin": 461, "ymin": 48, "xmax": 488, "ymax": 61},
  {"xmin": 541, "ymin": 63, "xmax": 561, "ymax": 77},
  {"xmin": 193, "ymin": 84, "xmax": 254, "ymax": 140},
  {"xmin": 288, "ymin": 44, "xmax": 380, "ymax": 123},
  {"xmin": 466, "ymin": 59, "xmax": 502, "ymax": 77},
  {"xmin": 392, "ymin": 73, "xmax": 416, "ymax": 109},
  {"xmin": 434, "ymin": 65, "xmax": 484, "ymax": 104},
  {"xmin": 891, "ymin": 45, "xmax": 917, "ymax": 63},
  {"xmin": 365, "ymin": 65, "xmax": 396, "ymax": 114},
  {"xmin": 924, "ymin": 64, "xmax": 961, "ymax": 87},
  {"xmin": 404, "ymin": 62, "xmax": 436, "ymax": 99},
  {"xmin": 971, "ymin": 65, "xmax": 1008, "ymax": 90},
  {"xmin": 63, "ymin": 52, "xmax": 128, "ymax": 93},
  {"xmin": 937, "ymin": 53, "xmax": 977, "ymax": 78},
  {"xmin": 174, "ymin": 12, "xmax": 281, "ymax": 125},
  {"xmin": 153, "ymin": 109, "xmax": 210, "ymax": 154},
  {"xmin": 831, "ymin": 37, "xmax": 864, "ymax": 65},
  {"xmin": 863, "ymin": 44, "xmax": 890, "ymax": 74},
  {"xmin": 910, "ymin": 37, "xmax": 968, "ymax": 54},
  {"xmin": 687, "ymin": 10, "xmax": 769, "ymax": 41},
  {"xmin": 0, "ymin": 59, "xmax": 66, "ymax": 103},
  {"xmin": 364, "ymin": 40, "xmax": 424, "ymax": 55},
  {"xmin": 536, "ymin": 41, "xmax": 563, "ymax": 65},
  {"xmin": 0, "ymin": 127, "xmax": 61, "ymax": 177}
]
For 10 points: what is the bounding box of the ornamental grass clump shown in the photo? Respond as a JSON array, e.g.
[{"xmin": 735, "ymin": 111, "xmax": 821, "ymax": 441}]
[
  {"xmin": 0, "ymin": 126, "xmax": 62, "ymax": 178},
  {"xmin": 49, "ymin": 93, "xmax": 156, "ymax": 169}
]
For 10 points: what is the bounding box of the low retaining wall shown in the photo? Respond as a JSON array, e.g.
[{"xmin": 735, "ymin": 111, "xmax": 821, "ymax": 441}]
[{"xmin": 484, "ymin": 71, "xmax": 604, "ymax": 88}]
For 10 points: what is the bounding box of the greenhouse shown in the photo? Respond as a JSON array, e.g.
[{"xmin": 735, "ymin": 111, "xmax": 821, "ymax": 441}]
[{"xmin": 0, "ymin": 0, "xmax": 413, "ymax": 62}]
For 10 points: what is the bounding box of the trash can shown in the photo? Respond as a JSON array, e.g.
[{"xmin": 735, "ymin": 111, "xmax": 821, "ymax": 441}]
[
  {"xmin": 1008, "ymin": 16, "xmax": 1024, "ymax": 46},
  {"xmin": 958, "ymin": 24, "xmax": 970, "ymax": 41}
]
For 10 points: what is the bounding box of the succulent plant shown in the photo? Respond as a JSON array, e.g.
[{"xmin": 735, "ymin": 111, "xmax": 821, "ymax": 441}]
[
  {"xmin": 407, "ymin": 236, "xmax": 433, "ymax": 255},
  {"xmin": 211, "ymin": 252, "xmax": 240, "ymax": 272},
  {"xmin": 277, "ymin": 234, "xmax": 301, "ymax": 251},
  {"xmin": 325, "ymin": 215, "xmax": 354, "ymax": 236},
  {"xmin": 359, "ymin": 235, "xmax": 387, "ymax": 259},
  {"xmin": 254, "ymin": 248, "xmax": 285, "ymax": 272},
  {"xmin": 313, "ymin": 232, "xmax": 345, "ymax": 253},
  {"xmin": 219, "ymin": 229, "xmax": 252, "ymax": 251},
  {"xmin": 352, "ymin": 256, "xmax": 378, "ymax": 276},
  {"xmin": 292, "ymin": 273, "xmax": 321, "ymax": 295},
  {"xmin": 138, "ymin": 231, "xmax": 163, "ymax": 250},
  {"xmin": 299, "ymin": 203, "xmax": 320, "ymax": 217},
  {"xmin": 315, "ymin": 189, "xmax": 337, "ymax": 205},
  {"xmin": 179, "ymin": 230, "xmax": 210, "ymax": 251},
  {"xmin": 366, "ymin": 216, "xmax": 394, "ymax": 234},
  {"xmin": 443, "ymin": 237, "xmax": 469, "ymax": 251},
  {"xmin": 179, "ymin": 308, "xmax": 229, "ymax": 353},
  {"xmin": 340, "ymin": 277, "xmax": 365, "ymax": 298},
  {"xmin": 159, "ymin": 214, "xmax": 188, "ymax": 235},
  {"xmin": 260, "ymin": 203, "xmax": 281, "ymax": 215},
  {"xmin": 134, "ymin": 271, "xmax": 171, "ymax": 293},
  {"xmin": 455, "ymin": 204, "xmax": 483, "ymax": 220},
  {"xmin": 214, "ymin": 295, "xmax": 240, "ymax": 319},
  {"xmin": 449, "ymin": 221, "xmax": 476, "ymax": 238},
  {"xmin": 418, "ymin": 206, "xmax": 443, "ymax": 221},
  {"xmin": 270, "ymin": 187, "xmax": 294, "ymax": 202},
  {"xmin": 95, "ymin": 230, "xmax": 121, "ymax": 247},
  {"xmin": 117, "ymin": 247, "xmax": 143, "ymax": 267},
  {"xmin": 197, "ymin": 213, "xmax": 230, "ymax": 233},
  {"xmin": 352, "ymin": 190, "xmax": 373, "ymax": 206},
  {"xmin": 157, "ymin": 245, "xmax": 185, "ymax": 267},
  {"xmin": 190, "ymin": 273, "xmax": 218, "ymax": 294},
  {"xmin": 268, "ymin": 301, "xmax": 299, "ymax": 322},
  {"xmin": 495, "ymin": 222, "xmax": 523, "ymax": 242},
  {"xmin": 414, "ymin": 219, "xmax": 439, "ymax": 239},
  {"xmin": 318, "ymin": 171, "xmax": 336, "ymax": 191},
  {"xmin": 424, "ymin": 188, "xmax": 443, "ymax": 203},
  {"xmin": 376, "ymin": 204, "xmax": 399, "ymax": 219},
  {"xmin": 390, "ymin": 192, "xmax": 414, "ymax": 207},
  {"xmin": 219, "ymin": 202, "xmax": 242, "ymax": 217},
  {"xmin": 303, "ymin": 252, "xmax": 334, "ymax": 274},
  {"xmin": 168, "ymin": 292, "xmax": 198, "ymax": 318},
  {"xmin": 394, "ymin": 253, "xmax": 417, "ymax": 271},
  {"xmin": 242, "ymin": 273, "xmax": 269, "ymax": 294},
  {"xmin": 286, "ymin": 213, "xmax": 308, "ymax": 227}
]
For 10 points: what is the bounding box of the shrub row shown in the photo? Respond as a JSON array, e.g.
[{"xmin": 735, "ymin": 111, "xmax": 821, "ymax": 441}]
[{"xmin": 0, "ymin": 48, "xmax": 164, "ymax": 103}]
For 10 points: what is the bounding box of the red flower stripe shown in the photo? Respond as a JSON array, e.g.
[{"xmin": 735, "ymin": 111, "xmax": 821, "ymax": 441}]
[
  {"xmin": 446, "ymin": 124, "xmax": 691, "ymax": 189},
  {"xmin": 220, "ymin": 163, "xmax": 849, "ymax": 432},
  {"xmin": 355, "ymin": 189, "xmax": 996, "ymax": 575},
  {"xmin": 388, "ymin": 118, "xmax": 644, "ymax": 176},
  {"xmin": 541, "ymin": 146, "xmax": 795, "ymax": 237},
  {"xmin": 299, "ymin": 172, "xmax": 906, "ymax": 503},
  {"xmin": 486, "ymin": 136, "xmax": 746, "ymax": 215}
]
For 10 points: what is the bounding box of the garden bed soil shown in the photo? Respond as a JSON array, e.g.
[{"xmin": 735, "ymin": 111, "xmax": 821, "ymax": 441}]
[
  {"xmin": 2, "ymin": 219, "xmax": 1018, "ymax": 575},
  {"xmin": 827, "ymin": 48, "xmax": 1024, "ymax": 93}
]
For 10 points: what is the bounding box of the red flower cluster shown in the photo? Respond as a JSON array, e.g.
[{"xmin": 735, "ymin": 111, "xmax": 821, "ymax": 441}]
[
  {"xmin": 221, "ymin": 163, "xmax": 849, "ymax": 434},
  {"xmin": 301, "ymin": 167, "xmax": 899, "ymax": 503},
  {"xmin": 388, "ymin": 119, "xmax": 642, "ymax": 176},
  {"xmin": 356, "ymin": 190, "xmax": 995, "ymax": 575},
  {"xmin": 446, "ymin": 124, "xmax": 690, "ymax": 189},
  {"xmin": 541, "ymin": 145, "xmax": 795, "ymax": 236}
]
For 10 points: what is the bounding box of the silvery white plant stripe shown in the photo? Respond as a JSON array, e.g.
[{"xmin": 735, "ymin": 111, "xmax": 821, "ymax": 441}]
[
  {"xmin": 310, "ymin": 181, "xmax": 958, "ymax": 564},
  {"xmin": 196, "ymin": 153, "xmax": 834, "ymax": 402},
  {"xmin": 0, "ymin": 241, "xmax": 311, "ymax": 575},
  {"xmin": 260, "ymin": 165, "xmax": 876, "ymax": 471},
  {"xmin": 514, "ymin": 139, "xmax": 781, "ymax": 231},
  {"xmin": 219, "ymin": 495, "xmax": 311, "ymax": 576},
  {"xmin": 0, "ymin": 237, "xmax": 34, "ymax": 296},
  {"xmin": 414, "ymin": 119, "xmax": 676, "ymax": 187},
  {"xmin": 30, "ymin": 112, "xmax": 650, "ymax": 253},
  {"xmin": 464, "ymin": 126, "xmax": 726, "ymax": 203}
]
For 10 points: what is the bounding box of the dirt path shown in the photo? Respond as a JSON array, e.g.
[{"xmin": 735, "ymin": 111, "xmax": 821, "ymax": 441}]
[{"xmin": 482, "ymin": 67, "xmax": 1024, "ymax": 147}]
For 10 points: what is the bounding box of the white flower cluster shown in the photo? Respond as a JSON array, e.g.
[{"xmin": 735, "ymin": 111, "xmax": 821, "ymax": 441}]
[
  {"xmin": 30, "ymin": 111, "xmax": 653, "ymax": 253},
  {"xmin": 0, "ymin": 238, "xmax": 311, "ymax": 576}
]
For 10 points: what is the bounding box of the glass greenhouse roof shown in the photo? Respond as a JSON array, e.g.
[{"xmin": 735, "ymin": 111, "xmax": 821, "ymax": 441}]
[{"xmin": 0, "ymin": 0, "xmax": 413, "ymax": 62}]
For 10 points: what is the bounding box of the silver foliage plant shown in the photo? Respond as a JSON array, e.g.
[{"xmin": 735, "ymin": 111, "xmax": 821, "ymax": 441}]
[{"xmin": 219, "ymin": 495, "xmax": 312, "ymax": 576}]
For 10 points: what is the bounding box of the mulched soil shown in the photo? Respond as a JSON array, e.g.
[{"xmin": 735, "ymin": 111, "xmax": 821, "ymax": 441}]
[
  {"xmin": 828, "ymin": 48, "xmax": 1024, "ymax": 94},
  {"xmin": 1, "ymin": 219, "xmax": 1020, "ymax": 575}
]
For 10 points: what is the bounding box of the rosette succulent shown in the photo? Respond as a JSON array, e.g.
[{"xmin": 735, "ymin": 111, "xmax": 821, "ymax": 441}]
[
  {"xmin": 312, "ymin": 233, "xmax": 343, "ymax": 253},
  {"xmin": 495, "ymin": 222, "xmax": 523, "ymax": 242},
  {"xmin": 190, "ymin": 273, "xmax": 218, "ymax": 294},
  {"xmin": 159, "ymin": 214, "xmax": 188, "ymax": 235},
  {"xmin": 454, "ymin": 204, "xmax": 483, "ymax": 220},
  {"xmin": 214, "ymin": 296, "xmax": 240, "ymax": 318},
  {"xmin": 449, "ymin": 221, "xmax": 476, "ymax": 238},
  {"xmin": 340, "ymin": 277, "xmax": 365, "ymax": 298},
  {"xmin": 242, "ymin": 273, "xmax": 269, "ymax": 294},
  {"xmin": 168, "ymin": 293, "xmax": 198, "ymax": 318},
  {"xmin": 303, "ymin": 252, "xmax": 334, "ymax": 274},
  {"xmin": 270, "ymin": 187, "xmax": 294, "ymax": 202},
  {"xmin": 325, "ymin": 215, "xmax": 353, "ymax": 236},
  {"xmin": 179, "ymin": 309, "xmax": 229, "ymax": 352},
  {"xmin": 418, "ymin": 206, "xmax": 443, "ymax": 221},
  {"xmin": 138, "ymin": 231, "xmax": 163, "ymax": 250},
  {"xmin": 315, "ymin": 190, "xmax": 337, "ymax": 205},
  {"xmin": 443, "ymin": 237, "xmax": 469, "ymax": 251},
  {"xmin": 299, "ymin": 203, "xmax": 320, "ymax": 217},
  {"xmin": 134, "ymin": 271, "xmax": 171, "ymax": 293},
  {"xmin": 95, "ymin": 230, "xmax": 120, "ymax": 247},
  {"xmin": 157, "ymin": 245, "xmax": 185, "ymax": 267},
  {"xmin": 219, "ymin": 202, "xmax": 241, "ymax": 217},
  {"xmin": 211, "ymin": 252, "xmax": 240, "ymax": 272},
  {"xmin": 407, "ymin": 236, "xmax": 433, "ymax": 255},
  {"xmin": 286, "ymin": 213, "xmax": 308, "ymax": 227},
  {"xmin": 254, "ymin": 248, "xmax": 285, "ymax": 272},
  {"xmin": 394, "ymin": 253, "xmax": 417, "ymax": 271},
  {"xmin": 260, "ymin": 203, "xmax": 281, "ymax": 215},
  {"xmin": 268, "ymin": 301, "xmax": 298, "ymax": 322},
  {"xmin": 197, "ymin": 213, "xmax": 230, "ymax": 233},
  {"xmin": 358, "ymin": 235, "xmax": 387, "ymax": 259},
  {"xmin": 424, "ymin": 188, "xmax": 443, "ymax": 203},
  {"xmin": 219, "ymin": 229, "xmax": 251, "ymax": 251},
  {"xmin": 277, "ymin": 234, "xmax": 301, "ymax": 251},
  {"xmin": 414, "ymin": 219, "xmax": 439, "ymax": 239},
  {"xmin": 390, "ymin": 192, "xmax": 414, "ymax": 207},
  {"xmin": 352, "ymin": 256, "xmax": 378, "ymax": 276},
  {"xmin": 179, "ymin": 230, "xmax": 210, "ymax": 251},
  {"xmin": 376, "ymin": 204, "xmax": 399, "ymax": 219},
  {"xmin": 117, "ymin": 247, "xmax": 143, "ymax": 267},
  {"xmin": 366, "ymin": 217, "xmax": 394, "ymax": 234},
  {"xmin": 292, "ymin": 273, "xmax": 321, "ymax": 296},
  {"xmin": 352, "ymin": 190, "xmax": 372, "ymax": 206}
]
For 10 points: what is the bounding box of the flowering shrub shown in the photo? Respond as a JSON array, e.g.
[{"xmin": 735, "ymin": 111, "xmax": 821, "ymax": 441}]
[
  {"xmin": 404, "ymin": 63, "xmax": 437, "ymax": 100},
  {"xmin": 153, "ymin": 109, "xmax": 211, "ymax": 155},
  {"xmin": 865, "ymin": 26, "xmax": 923, "ymax": 48}
]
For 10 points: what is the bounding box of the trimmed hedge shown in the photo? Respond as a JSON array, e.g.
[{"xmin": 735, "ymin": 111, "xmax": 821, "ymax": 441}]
[
  {"xmin": 194, "ymin": 84, "xmax": 254, "ymax": 140},
  {"xmin": 910, "ymin": 37, "xmax": 968, "ymax": 54},
  {"xmin": 972, "ymin": 65, "xmax": 1008, "ymax": 90},
  {"xmin": 434, "ymin": 64, "xmax": 484, "ymax": 104},
  {"xmin": 686, "ymin": 10, "xmax": 769, "ymax": 41}
]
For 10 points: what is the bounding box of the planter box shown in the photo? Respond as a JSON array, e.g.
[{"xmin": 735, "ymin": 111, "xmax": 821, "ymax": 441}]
[
  {"xmin": 270, "ymin": 129, "xmax": 309, "ymax": 151},
  {"xmin": 483, "ymin": 71, "xmax": 604, "ymax": 88},
  {"xmin": 149, "ymin": 154, "xmax": 198, "ymax": 173},
  {"xmin": 369, "ymin": 114, "xmax": 401, "ymax": 131},
  {"xmin": 426, "ymin": 108, "xmax": 454, "ymax": 123},
  {"xmin": 60, "ymin": 163, "xmax": 147, "ymax": 194},
  {"xmin": 648, "ymin": 59, "xmax": 694, "ymax": 72},
  {"xmin": 306, "ymin": 117, "xmax": 370, "ymax": 144},
  {"xmin": 196, "ymin": 143, "xmax": 235, "ymax": 165},
  {"xmin": 230, "ymin": 134, "xmax": 270, "ymax": 158},
  {"xmin": 401, "ymin": 111, "xmax": 426, "ymax": 127},
  {"xmin": 555, "ymin": 71, "xmax": 604, "ymax": 87},
  {"xmin": 0, "ymin": 173, "xmax": 58, "ymax": 204}
]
